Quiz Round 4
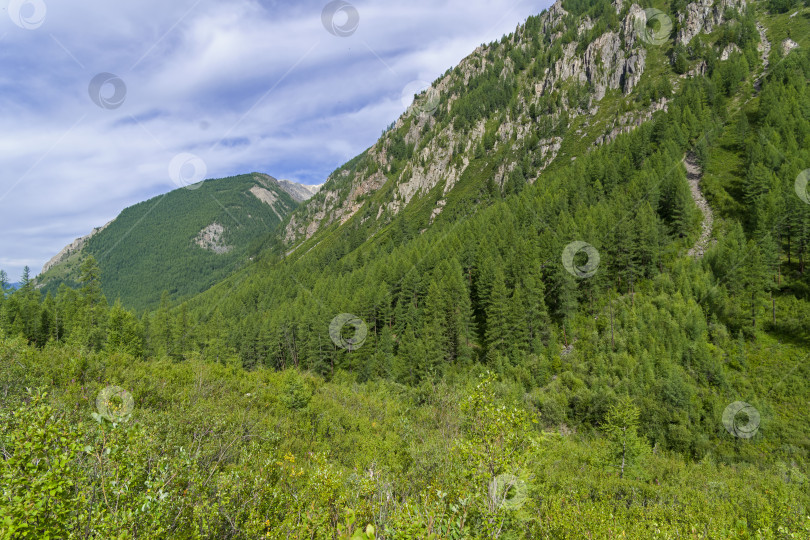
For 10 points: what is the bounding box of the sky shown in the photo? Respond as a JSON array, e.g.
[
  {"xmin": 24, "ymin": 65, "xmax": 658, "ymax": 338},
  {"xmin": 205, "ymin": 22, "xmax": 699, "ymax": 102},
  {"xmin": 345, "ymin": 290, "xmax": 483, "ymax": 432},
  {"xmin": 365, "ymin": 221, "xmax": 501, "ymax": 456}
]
[{"xmin": 0, "ymin": 0, "xmax": 552, "ymax": 281}]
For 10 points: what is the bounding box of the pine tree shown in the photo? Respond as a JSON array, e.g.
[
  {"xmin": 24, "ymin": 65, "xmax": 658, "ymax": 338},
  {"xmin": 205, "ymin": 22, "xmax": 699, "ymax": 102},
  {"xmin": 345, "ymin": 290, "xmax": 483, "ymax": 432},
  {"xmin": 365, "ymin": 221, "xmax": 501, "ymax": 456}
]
[
  {"xmin": 203, "ymin": 308, "xmax": 229, "ymax": 364},
  {"xmin": 422, "ymin": 279, "xmax": 448, "ymax": 377},
  {"xmin": 376, "ymin": 325, "xmax": 395, "ymax": 378},
  {"xmin": 743, "ymin": 163, "xmax": 775, "ymax": 231},
  {"xmin": 396, "ymin": 324, "xmax": 421, "ymax": 385},
  {"xmin": 635, "ymin": 203, "xmax": 662, "ymax": 276},
  {"xmin": 485, "ymin": 267, "xmax": 510, "ymax": 363},
  {"xmin": 444, "ymin": 258, "xmax": 473, "ymax": 363},
  {"xmin": 77, "ymin": 256, "xmax": 106, "ymax": 350},
  {"xmin": 553, "ymin": 265, "xmax": 578, "ymax": 347},
  {"xmin": 107, "ymin": 300, "xmax": 143, "ymax": 357},
  {"xmin": 172, "ymin": 302, "xmax": 189, "ymax": 361},
  {"xmin": 37, "ymin": 292, "xmax": 57, "ymax": 346},
  {"xmin": 601, "ymin": 396, "xmax": 649, "ymax": 479},
  {"xmin": 20, "ymin": 266, "xmax": 31, "ymax": 291},
  {"xmin": 741, "ymin": 240, "xmax": 770, "ymax": 329},
  {"xmin": 507, "ymin": 283, "xmax": 529, "ymax": 358},
  {"xmin": 13, "ymin": 266, "xmax": 41, "ymax": 343}
]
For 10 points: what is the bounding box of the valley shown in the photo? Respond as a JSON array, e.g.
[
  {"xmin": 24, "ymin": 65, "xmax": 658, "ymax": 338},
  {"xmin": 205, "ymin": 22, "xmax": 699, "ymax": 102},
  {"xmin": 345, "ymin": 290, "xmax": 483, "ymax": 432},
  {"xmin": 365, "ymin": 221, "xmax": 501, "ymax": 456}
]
[{"xmin": 2, "ymin": 0, "xmax": 810, "ymax": 538}]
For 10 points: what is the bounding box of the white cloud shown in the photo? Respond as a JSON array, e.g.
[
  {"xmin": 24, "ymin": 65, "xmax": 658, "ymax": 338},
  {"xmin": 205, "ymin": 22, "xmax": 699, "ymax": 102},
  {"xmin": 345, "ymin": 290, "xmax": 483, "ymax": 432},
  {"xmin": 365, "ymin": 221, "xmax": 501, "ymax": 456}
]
[{"xmin": 0, "ymin": 0, "xmax": 550, "ymax": 280}]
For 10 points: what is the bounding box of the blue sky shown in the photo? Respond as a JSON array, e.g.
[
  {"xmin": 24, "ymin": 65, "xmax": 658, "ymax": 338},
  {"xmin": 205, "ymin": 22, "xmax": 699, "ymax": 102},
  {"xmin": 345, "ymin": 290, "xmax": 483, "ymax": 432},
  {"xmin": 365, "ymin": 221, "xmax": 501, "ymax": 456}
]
[{"xmin": 0, "ymin": 0, "xmax": 551, "ymax": 281}]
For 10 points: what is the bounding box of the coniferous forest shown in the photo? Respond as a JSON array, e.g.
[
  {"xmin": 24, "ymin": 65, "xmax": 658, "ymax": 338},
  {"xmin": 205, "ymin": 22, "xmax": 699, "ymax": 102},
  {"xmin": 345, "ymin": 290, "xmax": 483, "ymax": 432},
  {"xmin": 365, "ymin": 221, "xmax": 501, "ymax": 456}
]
[{"xmin": 2, "ymin": 0, "xmax": 810, "ymax": 537}]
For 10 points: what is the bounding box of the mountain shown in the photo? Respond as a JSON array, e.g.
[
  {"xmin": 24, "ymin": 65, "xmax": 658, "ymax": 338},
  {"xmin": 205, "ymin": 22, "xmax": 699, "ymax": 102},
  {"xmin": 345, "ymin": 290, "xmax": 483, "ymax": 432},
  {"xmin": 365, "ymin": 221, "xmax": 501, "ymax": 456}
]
[
  {"xmin": 37, "ymin": 173, "xmax": 311, "ymax": 310},
  {"xmin": 154, "ymin": 0, "xmax": 808, "ymax": 376},
  {"xmin": 167, "ymin": 0, "xmax": 810, "ymax": 475},
  {"xmin": 281, "ymin": 0, "xmax": 723, "ymax": 249},
  {"xmin": 277, "ymin": 178, "xmax": 322, "ymax": 202},
  {"xmin": 3, "ymin": 0, "xmax": 810, "ymax": 537},
  {"xmin": 185, "ymin": 0, "xmax": 810, "ymax": 372}
]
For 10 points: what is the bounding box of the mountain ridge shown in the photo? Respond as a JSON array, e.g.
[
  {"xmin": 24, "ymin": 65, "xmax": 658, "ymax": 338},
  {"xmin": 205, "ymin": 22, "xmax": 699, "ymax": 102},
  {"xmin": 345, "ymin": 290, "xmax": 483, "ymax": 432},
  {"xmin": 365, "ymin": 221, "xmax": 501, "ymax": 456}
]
[
  {"xmin": 2, "ymin": 0, "xmax": 810, "ymax": 536},
  {"xmin": 41, "ymin": 175, "xmax": 319, "ymax": 277},
  {"xmin": 37, "ymin": 173, "xmax": 311, "ymax": 310},
  {"xmin": 279, "ymin": 0, "xmax": 750, "ymax": 252}
]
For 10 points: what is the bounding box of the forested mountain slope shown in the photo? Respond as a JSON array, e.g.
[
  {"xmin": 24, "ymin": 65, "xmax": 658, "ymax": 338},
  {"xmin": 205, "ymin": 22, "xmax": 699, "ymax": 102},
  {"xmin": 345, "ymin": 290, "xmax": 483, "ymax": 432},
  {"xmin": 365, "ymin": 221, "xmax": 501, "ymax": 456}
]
[
  {"xmin": 2, "ymin": 0, "xmax": 810, "ymax": 537},
  {"xmin": 282, "ymin": 0, "xmax": 744, "ymax": 249},
  {"xmin": 36, "ymin": 173, "xmax": 304, "ymax": 311}
]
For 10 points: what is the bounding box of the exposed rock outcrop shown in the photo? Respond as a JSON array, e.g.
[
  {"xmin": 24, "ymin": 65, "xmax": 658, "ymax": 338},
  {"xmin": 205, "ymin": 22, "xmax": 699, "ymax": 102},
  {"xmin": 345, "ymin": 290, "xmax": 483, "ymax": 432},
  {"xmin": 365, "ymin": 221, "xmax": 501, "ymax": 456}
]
[
  {"xmin": 250, "ymin": 186, "xmax": 283, "ymax": 220},
  {"xmin": 754, "ymin": 22, "xmax": 771, "ymax": 91},
  {"xmin": 782, "ymin": 38, "xmax": 799, "ymax": 56},
  {"xmin": 278, "ymin": 179, "xmax": 321, "ymax": 202},
  {"xmin": 284, "ymin": 169, "xmax": 388, "ymax": 243},
  {"xmin": 41, "ymin": 220, "xmax": 112, "ymax": 274},
  {"xmin": 281, "ymin": 0, "xmax": 749, "ymax": 250},
  {"xmin": 680, "ymin": 60, "xmax": 708, "ymax": 80},
  {"xmin": 684, "ymin": 153, "xmax": 715, "ymax": 258},
  {"xmin": 721, "ymin": 43, "xmax": 741, "ymax": 60},
  {"xmin": 537, "ymin": 8, "xmax": 648, "ymax": 102},
  {"xmin": 676, "ymin": 0, "xmax": 746, "ymax": 45},
  {"xmin": 252, "ymin": 173, "xmax": 320, "ymax": 203},
  {"xmin": 194, "ymin": 223, "xmax": 232, "ymax": 254}
]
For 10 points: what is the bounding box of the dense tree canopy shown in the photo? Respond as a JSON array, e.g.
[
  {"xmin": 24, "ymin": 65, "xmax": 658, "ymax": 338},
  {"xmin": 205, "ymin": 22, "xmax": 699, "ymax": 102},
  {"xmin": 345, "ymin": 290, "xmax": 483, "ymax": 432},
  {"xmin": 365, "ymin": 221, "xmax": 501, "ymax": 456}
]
[{"xmin": 2, "ymin": 0, "xmax": 810, "ymax": 537}]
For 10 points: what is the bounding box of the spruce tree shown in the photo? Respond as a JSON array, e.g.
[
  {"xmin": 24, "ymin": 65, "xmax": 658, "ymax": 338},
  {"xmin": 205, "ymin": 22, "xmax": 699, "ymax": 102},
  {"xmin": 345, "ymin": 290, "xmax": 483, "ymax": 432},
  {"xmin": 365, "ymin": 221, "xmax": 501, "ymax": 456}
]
[
  {"xmin": 601, "ymin": 396, "xmax": 649, "ymax": 479},
  {"xmin": 485, "ymin": 267, "xmax": 510, "ymax": 363}
]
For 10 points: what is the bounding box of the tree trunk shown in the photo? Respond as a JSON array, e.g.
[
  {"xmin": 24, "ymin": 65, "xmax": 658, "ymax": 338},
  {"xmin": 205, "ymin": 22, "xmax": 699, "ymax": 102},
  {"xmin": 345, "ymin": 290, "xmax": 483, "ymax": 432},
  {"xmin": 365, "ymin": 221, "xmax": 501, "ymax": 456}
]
[
  {"xmin": 752, "ymin": 291, "xmax": 756, "ymax": 329},
  {"xmin": 621, "ymin": 426, "xmax": 626, "ymax": 479},
  {"xmin": 609, "ymin": 291, "xmax": 615, "ymax": 350}
]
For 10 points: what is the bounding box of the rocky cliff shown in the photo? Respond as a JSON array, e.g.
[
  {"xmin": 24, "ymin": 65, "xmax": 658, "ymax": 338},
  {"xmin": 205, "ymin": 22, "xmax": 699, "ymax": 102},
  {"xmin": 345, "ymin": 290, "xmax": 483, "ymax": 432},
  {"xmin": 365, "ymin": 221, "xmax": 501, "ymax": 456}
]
[
  {"xmin": 41, "ymin": 221, "xmax": 112, "ymax": 274},
  {"xmin": 281, "ymin": 0, "xmax": 752, "ymax": 250}
]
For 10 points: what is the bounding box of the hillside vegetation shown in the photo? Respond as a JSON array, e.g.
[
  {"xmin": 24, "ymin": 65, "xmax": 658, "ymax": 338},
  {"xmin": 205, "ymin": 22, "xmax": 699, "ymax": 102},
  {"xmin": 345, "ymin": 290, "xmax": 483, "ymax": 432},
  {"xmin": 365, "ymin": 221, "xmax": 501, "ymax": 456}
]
[
  {"xmin": 36, "ymin": 173, "xmax": 299, "ymax": 311},
  {"xmin": 2, "ymin": 0, "xmax": 810, "ymax": 537}
]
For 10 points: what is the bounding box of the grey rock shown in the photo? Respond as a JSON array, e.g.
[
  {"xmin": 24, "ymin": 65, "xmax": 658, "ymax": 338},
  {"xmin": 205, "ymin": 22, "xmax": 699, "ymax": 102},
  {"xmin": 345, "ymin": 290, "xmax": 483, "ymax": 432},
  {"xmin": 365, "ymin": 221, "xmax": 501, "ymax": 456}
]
[
  {"xmin": 677, "ymin": 0, "xmax": 746, "ymax": 45},
  {"xmin": 720, "ymin": 43, "xmax": 741, "ymax": 60},
  {"xmin": 782, "ymin": 38, "xmax": 799, "ymax": 56}
]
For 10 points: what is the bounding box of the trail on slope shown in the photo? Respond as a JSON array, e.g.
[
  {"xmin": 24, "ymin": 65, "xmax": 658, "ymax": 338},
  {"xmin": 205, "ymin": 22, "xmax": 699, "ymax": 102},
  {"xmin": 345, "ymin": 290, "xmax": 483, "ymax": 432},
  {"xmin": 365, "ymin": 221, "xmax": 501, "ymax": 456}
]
[
  {"xmin": 685, "ymin": 152, "xmax": 714, "ymax": 258},
  {"xmin": 754, "ymin": 22, "xmax": 771, "ymax": 92}
]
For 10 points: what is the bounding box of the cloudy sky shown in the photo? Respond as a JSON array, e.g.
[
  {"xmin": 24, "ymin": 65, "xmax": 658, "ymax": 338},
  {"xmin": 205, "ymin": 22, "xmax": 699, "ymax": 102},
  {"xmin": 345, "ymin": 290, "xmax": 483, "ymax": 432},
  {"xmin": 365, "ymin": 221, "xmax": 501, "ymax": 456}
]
[{"xmin": 0, "ymin": 0, "xmax": 551, "ymax": 280}]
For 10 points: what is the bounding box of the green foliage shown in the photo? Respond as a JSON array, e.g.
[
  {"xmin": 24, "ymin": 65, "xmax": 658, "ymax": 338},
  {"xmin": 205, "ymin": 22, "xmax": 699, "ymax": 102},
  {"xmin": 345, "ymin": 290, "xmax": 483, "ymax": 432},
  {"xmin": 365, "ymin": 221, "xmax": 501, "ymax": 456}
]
[
  {"xmin": 769, "ymin": 0, "xmax": 800, "ymax": 14},
  {"xmin": 38, "ymin": 174, "xmax": 298, "ymax": 311},
  {"xmin": 2, "ymin": 3, "xmax": 810, "ymax": 538},
  {"xmin": 0, "ymin": 340, "xmax": 808, "ymax": 537},
  {"xmin": 599, "ymin": 396, "xmax": 650, "ymax": 478},
  {"xmin": 0, "ymin": 390, "xmax": 82, "ymax": 539}
]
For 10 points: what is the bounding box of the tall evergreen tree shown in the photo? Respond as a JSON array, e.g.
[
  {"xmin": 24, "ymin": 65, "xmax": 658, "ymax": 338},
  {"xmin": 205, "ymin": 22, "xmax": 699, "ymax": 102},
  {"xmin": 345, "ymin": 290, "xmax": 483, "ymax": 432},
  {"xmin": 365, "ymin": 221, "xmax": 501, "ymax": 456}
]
[
  {"xmin": 601, "ymin": 396, "xmax": 649, "ymax": 479},
  {"xmin": 485, "ymin": 267, "xmax": 510, "ymax": 363}
]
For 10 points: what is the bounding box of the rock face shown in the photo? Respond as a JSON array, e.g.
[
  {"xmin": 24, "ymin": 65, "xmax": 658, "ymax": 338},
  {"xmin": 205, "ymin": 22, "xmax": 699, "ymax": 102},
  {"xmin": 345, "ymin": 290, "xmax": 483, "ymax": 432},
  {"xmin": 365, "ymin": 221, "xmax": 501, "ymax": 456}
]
[
  {"xmin": 537, "ymin": 7, "xmax": 648, "ymax": 101},
  {"xmin": 277, "ymin": 180, "xmax": 321, "ymax": 202},
  {"xmin": 721, "ymin": 43, "xmax": 742, "ymax": 60},
  {"xmin": 280, "ymin": 0, "xmax": 749, "ymax": 250},
  {"xmin": 194, "ymin": 223, "xmax": 232, "ymax": 254},
  {"xmin": 251, "ymin": 173, "xmax": 320, "ymax": 203},
  {"xmin": 782, "ymin": 38, "xmax": 799, "ymax": 56},
  {"xmin": 684, "ymin": 153, "xmax": 715, "ymax": 258},
  {"xmin": 249, "ymin": 186, "xmax": 284, "ymax": 220},
  {"xmin": 41, "ymin": 220, "xmax": 112, "ymax": 274},
  {"xmin": 676, "ymin": 0, "xmax": 746, "ymax": 45},
  {"xmin": 754, "ymin": 22, "xmax": 771, "ymax": 91}
]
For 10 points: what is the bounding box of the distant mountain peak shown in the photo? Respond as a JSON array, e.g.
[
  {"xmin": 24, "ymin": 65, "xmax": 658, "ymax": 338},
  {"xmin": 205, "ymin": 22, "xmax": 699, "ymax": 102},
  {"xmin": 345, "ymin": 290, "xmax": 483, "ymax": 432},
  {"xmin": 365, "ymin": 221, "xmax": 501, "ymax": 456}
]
[
  {"xmin": 251, "ymin": 172, "xmax": 321, "ymax": 203},
  {"xmin": 279, "ymin": 179, "xmax": 322, "ymax": 202}
]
